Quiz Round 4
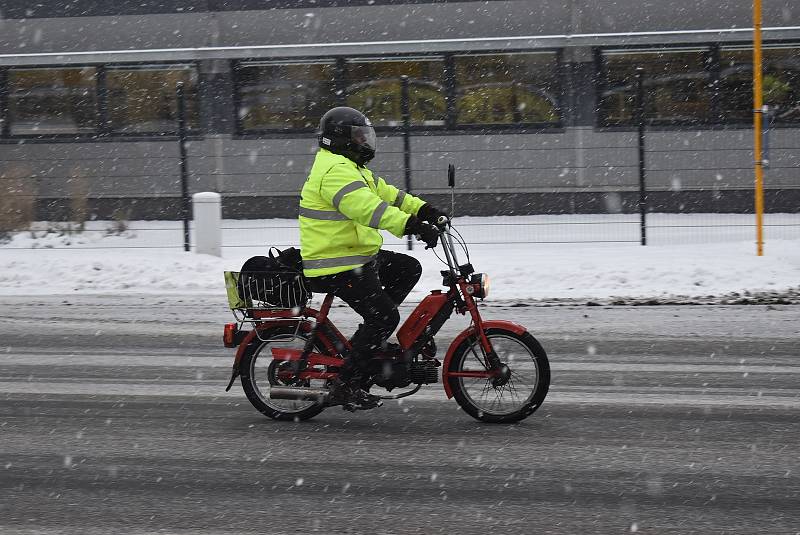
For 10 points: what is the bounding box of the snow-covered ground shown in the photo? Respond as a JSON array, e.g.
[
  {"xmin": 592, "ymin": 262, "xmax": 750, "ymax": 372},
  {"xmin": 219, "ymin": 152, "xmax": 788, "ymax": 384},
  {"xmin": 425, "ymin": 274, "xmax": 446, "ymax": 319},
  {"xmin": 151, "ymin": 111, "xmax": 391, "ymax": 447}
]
[{"xmin": 1, "ymin": 215, "xmax": 798, "ymax": 303}]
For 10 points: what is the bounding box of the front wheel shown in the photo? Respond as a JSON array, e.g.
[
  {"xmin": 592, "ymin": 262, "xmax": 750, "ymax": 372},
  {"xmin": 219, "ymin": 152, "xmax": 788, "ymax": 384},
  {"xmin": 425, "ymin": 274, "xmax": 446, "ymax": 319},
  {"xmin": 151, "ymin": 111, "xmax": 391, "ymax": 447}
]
[{"xmin": 447, "ymin": 328, "xmax": 550, "ymax": 423}]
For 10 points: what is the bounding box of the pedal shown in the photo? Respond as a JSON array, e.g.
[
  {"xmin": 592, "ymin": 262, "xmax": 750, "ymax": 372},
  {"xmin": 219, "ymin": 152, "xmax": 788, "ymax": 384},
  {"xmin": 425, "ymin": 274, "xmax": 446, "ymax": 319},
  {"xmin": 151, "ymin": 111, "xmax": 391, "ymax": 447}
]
[{"xmin": 341, "ymin": 398, "xmax": 383, "ymax": 412}]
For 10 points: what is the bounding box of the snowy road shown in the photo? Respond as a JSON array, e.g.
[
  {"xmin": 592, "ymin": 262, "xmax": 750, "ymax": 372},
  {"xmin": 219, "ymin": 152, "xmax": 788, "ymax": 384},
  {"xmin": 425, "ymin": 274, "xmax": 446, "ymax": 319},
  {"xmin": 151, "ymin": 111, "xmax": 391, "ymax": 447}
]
[{"xmin": 1, "ymin": 296, "xmax": 799, "ymax": 534}]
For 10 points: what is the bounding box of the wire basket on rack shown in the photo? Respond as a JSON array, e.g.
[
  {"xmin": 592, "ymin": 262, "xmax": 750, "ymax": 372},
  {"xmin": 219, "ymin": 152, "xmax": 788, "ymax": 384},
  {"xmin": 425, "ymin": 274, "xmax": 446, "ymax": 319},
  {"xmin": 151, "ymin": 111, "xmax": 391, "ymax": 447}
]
[{"xmin": 224, "ymin": 271, "xmax": 310, "ymax": 311}]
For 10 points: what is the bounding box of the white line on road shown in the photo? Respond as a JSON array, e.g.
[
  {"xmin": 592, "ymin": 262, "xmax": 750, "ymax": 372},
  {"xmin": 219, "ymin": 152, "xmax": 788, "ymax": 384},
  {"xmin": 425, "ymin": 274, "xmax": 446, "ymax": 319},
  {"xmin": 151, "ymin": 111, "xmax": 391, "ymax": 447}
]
[
  {"xmin": 2, "ymin": 354, "xmax": 799, "ymax": 375},
  {"xmin": 1, "ymin": 381, "xmax": 798, "ymax": 408}
]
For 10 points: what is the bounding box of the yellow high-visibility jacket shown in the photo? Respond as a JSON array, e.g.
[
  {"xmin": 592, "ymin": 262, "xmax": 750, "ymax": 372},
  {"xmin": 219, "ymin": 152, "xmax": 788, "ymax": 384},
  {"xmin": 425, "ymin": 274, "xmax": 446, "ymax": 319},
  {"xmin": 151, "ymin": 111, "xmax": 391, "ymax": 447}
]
[{"xmin": 299, "ymin": 148, "xmax": 426, "ymax": 277}]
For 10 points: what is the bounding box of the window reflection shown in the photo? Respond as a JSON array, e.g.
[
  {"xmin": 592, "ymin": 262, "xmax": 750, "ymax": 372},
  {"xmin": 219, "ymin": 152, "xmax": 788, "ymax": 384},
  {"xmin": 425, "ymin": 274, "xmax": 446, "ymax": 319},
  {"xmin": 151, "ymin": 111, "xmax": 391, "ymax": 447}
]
[
  {"xmin": 8, "ymin": 67, "xmax": 97, "ymax": 135},
  {"xmin": 719, "ymin": 47, "xmax": 800, "ymax": 123},
  {"xmin": 454, "ymin": 53, "xmax": 560, "ymax": 125},
  {"xmin": 238, "ymin": 62, "xmax": 336, "ymax": 131},
  {"xmin": 106, "ymin": 66, "xmax": 199, "ymax": 133},
  {"xmin": 345, "ymin": 58, "xmax": 446, "ymax": 127},
  {"xmin": 600, "ymin": 49, "xmax": 711, "ymax": 125}
]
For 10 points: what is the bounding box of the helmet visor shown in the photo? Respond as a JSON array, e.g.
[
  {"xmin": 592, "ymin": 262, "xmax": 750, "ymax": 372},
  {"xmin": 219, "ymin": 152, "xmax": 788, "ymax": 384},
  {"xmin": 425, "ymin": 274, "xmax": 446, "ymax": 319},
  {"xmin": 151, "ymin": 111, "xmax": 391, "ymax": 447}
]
[{"xmin": 351, "ymin": 125, "xmax": 377, "ymax": 152}]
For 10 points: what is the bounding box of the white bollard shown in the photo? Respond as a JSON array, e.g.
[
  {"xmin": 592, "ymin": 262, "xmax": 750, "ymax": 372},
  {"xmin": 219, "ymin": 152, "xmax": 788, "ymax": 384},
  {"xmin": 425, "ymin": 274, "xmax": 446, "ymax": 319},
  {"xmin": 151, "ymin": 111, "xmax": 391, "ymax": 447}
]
[{"xmin": 192, "ymin": 192, "xmax": 222, "ymax": 256}]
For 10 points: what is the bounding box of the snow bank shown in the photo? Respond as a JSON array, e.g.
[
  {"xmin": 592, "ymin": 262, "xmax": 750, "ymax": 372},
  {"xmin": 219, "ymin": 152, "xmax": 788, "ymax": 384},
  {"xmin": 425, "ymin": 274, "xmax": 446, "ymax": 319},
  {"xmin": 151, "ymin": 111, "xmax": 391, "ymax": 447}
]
[{"xmin": 1, "ymin": 217, "xmax": 798, "ymax": 303}]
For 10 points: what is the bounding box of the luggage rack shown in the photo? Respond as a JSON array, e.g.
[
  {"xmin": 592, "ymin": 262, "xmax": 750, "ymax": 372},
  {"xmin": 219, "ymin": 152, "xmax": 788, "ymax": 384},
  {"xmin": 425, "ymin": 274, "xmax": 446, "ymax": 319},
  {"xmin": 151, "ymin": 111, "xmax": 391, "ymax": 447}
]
[{"xmin": 224, "ymin": 270, "xmax": 311, "ymax": 324}]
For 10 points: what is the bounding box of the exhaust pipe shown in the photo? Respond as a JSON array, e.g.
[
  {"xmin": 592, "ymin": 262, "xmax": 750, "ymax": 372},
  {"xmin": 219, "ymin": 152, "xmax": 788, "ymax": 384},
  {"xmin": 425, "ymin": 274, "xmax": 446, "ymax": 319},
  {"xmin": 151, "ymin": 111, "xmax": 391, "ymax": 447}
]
[{"xmin": 270, "ymin": 386, "xmax": 330, "ymax": 404}]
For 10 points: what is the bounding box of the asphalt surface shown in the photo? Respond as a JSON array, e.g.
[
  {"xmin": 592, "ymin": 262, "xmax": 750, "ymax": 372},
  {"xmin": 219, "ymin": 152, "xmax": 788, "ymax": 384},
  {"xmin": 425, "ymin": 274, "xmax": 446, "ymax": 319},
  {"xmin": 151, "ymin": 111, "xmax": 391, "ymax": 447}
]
[{"xmin": 1, "ymin": 295, "xmax": 799, "ymax": 534}]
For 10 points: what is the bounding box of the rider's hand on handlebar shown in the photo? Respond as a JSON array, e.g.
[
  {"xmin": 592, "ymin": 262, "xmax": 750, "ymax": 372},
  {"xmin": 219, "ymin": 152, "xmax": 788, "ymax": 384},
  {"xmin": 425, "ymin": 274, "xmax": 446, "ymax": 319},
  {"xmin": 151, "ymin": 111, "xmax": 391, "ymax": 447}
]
[
  {"xmin": 404, "ymin": 216, "xmax": 440, "ymax": 249},
  {"xmin": 417, "ymin": 204, "xmax": 448, "ymax": 226}
]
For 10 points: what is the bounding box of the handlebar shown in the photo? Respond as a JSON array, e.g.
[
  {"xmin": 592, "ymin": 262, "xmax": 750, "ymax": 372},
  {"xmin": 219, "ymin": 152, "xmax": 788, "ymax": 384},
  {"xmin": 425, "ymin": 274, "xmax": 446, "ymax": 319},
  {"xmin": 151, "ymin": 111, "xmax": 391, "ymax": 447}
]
[
  {"xmin": 433, "ymin": 216, "xmax": 462, "ymax": 274},
  {"xmin": 415, "ymin": 215, "xmax": 450, "ymax": 250}
]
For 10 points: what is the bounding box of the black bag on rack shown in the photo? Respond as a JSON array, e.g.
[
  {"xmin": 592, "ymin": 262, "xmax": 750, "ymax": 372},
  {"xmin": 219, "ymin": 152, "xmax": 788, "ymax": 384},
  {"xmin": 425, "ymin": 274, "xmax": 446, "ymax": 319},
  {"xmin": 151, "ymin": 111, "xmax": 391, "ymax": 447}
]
[{"xmin": 236, "ymin": 247, "xmax": 309, "ymax": 308}]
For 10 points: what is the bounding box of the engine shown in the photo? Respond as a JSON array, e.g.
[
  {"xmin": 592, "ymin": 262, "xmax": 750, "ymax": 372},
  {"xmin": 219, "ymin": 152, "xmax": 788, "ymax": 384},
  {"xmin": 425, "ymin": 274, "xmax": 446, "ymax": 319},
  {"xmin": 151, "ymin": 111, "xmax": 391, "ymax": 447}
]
[
  {"xmin": 371, "ymin": 359, "xmax": 440, "ymax": 390},
  {"xmin": 409, "ymin": 360, "xmax": 440, "ymax": 384}
]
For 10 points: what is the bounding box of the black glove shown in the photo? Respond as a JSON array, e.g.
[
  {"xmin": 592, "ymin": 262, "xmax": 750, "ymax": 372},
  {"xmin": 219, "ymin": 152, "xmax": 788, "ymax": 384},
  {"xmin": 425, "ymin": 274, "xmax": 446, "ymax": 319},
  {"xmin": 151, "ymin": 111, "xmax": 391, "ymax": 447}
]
[
  {"xmin": 417, "ymin": 203, "xmax": 447, "ymax": 225},
  {"xmin": 404, "ymin": 216, "xmax": 439, "ymax": 249}
]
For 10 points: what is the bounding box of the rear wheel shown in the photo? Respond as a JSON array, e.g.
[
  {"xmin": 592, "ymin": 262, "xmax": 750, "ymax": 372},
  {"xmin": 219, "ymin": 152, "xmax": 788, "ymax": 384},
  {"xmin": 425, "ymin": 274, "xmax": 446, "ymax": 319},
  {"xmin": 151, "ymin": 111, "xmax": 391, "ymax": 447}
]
[
  {"xmin": 239, "ymin": 324, "xmax": 332, "ymax": 421},
  {"xmin": 448, "ymin": 328, "xmax": 550, "ymax": 423}
]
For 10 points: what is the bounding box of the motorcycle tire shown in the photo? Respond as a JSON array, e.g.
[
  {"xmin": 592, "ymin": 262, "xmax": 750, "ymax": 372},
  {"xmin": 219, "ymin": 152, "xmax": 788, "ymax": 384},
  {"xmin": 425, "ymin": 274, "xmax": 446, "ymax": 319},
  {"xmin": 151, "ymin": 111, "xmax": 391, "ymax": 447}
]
[
  {"xmin": 447, "ymin": 328, "xmax": 550, "ymax": 424},
  {"xmin": 239, "ymin": 324, "xmax": 330, "ymax": 421}
]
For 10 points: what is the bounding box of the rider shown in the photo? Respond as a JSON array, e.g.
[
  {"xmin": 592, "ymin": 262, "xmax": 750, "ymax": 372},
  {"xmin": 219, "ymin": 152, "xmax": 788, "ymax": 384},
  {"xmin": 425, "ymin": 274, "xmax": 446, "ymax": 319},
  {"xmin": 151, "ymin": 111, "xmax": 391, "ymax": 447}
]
[{"xmin": 299, "ymin": 106, "xmax": 446, "ymax": 411}]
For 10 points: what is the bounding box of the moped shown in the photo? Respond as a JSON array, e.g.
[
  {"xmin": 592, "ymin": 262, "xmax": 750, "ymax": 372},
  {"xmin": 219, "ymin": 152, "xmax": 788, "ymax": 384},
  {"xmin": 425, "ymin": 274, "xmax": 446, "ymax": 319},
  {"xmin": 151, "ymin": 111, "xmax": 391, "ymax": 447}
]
[{"xmin": 222, "ymin": 218, "xmax": 550, "ymax": 423}]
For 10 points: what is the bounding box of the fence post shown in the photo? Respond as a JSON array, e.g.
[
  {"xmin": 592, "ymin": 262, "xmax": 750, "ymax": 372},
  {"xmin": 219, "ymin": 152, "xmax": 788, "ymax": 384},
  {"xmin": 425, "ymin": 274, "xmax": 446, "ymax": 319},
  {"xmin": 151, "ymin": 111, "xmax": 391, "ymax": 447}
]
[
  {"xmin": 177, "ymin": 82, "xmax": 191, "ymax": 252},
  {"xmin": 0, "ymin": 70, "xmax": 9, "ymax": 138},
  {"xmin": 401, "ymin": 75, "xmax": 413, "ymax": 251},
  {"xmin": 192, "ymin": 192, "xmax": 222, "ymax": 256},
  {"xmin": 634, "ymin": 67, "xmax": 648, "ymax": 246}
]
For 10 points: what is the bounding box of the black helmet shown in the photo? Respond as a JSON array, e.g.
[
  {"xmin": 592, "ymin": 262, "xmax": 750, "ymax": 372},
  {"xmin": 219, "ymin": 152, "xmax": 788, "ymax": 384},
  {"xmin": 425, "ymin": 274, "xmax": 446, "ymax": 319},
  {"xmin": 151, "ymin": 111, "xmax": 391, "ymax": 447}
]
[{"xmin": 318, "ymin": 106, "xmax": 377, "ymax": 166}]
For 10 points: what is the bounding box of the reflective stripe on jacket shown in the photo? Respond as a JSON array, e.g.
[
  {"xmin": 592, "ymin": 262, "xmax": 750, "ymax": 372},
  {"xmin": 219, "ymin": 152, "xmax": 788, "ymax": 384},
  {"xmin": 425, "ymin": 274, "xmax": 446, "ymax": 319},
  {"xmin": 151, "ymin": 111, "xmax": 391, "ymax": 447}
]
[{"xmin": 299, "ymin": 148, "xmax": 426, "ymax": 277}]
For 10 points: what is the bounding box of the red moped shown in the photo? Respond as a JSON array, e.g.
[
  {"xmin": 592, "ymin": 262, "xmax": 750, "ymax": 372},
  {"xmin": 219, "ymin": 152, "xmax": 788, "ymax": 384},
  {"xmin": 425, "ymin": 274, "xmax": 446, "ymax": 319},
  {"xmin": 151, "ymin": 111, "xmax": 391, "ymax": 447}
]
[{"xmin": 222, "ymin": 219, "xmax": 550, "ymax": 423}]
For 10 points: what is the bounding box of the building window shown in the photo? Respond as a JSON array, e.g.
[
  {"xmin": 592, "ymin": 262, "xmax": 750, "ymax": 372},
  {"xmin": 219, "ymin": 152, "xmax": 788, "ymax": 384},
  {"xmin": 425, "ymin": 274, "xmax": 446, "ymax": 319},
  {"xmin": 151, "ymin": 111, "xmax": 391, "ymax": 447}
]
[
  {"xmin": 237, "ymin": 61, "xmax": 336, "ymax": 131},
  {"xmin": 453, "ymin": 52, "xmax": 560, "ymax": 126},
  {"xmin": 106, "ymin": 65, "xmax": 199, "ymax": 134},
  {"xmin": 345, "ymin": 58, "xmax": 446, "ymax": 127},
  {"xmin": 719, "ymin": 46, "xmax": 800, "ymax": 124},
  {"xmin": 600, "ymin": 49, "xmax": 712, "ymax": 125},
  {"xmin": 7, "ymin": 67, "xmax": 97, "ymax": 135}
]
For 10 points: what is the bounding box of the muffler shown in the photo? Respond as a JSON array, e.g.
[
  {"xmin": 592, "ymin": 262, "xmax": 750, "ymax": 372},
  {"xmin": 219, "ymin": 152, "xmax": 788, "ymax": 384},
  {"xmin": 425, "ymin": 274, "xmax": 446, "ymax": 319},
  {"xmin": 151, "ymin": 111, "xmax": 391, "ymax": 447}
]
[{"xmin": 270, "ymin": 386, "xmax": 330, "ymax": 404}]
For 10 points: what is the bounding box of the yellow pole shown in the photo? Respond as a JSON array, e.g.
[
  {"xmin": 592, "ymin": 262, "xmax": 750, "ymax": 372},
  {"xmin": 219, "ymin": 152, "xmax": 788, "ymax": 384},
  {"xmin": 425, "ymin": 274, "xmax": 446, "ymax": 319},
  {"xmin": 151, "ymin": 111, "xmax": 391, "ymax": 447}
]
[{"xmin": 753, "ymin": 0, "xmax": 765, "ymax": 256}]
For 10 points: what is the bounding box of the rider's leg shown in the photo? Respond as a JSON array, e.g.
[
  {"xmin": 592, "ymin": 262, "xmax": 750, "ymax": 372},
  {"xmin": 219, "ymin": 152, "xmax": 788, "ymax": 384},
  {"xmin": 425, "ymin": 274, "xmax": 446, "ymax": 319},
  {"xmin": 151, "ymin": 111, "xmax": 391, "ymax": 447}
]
[
  {"xmin": 306, "ymin": 261, "xmax": 398, "ymax": 407},
  {"xmin": 332, "ymin": 273, "xmax": 397, "ymax": 408},
  {"xmin": 329, "ymin": 262, "xmax": 400, "ymax": 367},
  {"xmin": 374, "ymin": 250, "xmax": 422, "ymax": 306}
]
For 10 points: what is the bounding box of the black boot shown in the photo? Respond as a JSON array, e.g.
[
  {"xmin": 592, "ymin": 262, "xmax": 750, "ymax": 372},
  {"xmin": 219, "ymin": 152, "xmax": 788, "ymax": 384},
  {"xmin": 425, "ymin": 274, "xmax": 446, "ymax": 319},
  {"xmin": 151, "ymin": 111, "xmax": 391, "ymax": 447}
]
[
  {"xmin": 327, "ymin": 356, "xmax": 382, "ymax": 411},
  {"xmin": 328, "ymin": 376, "xmax": 383, "ymax": 411}
]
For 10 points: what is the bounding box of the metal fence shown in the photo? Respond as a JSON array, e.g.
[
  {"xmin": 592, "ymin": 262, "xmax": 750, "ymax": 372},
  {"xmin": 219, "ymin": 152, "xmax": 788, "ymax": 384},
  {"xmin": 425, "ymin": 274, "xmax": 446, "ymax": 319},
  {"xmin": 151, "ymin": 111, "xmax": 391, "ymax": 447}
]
[
  {"xmin": 3, "ymin": 213, "xmax": 798, "ymax": 252},
  {"xmin": 1, "ymin": 102, "xmax": 799, "ymax": 251}
]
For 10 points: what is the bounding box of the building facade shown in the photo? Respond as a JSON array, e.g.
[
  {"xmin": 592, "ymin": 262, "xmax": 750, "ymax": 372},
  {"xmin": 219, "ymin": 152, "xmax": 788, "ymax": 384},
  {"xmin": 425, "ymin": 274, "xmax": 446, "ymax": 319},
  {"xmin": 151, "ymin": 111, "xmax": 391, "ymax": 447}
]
[{"xmin": 0, "ymin": 0, "xmax": 798, "ymax": 219}]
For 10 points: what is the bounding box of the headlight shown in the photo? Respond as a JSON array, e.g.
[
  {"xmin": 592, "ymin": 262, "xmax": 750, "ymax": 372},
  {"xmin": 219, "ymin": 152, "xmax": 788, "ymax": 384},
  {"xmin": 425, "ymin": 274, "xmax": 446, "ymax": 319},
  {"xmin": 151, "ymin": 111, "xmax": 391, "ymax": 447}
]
[{"xmin": 470, "ymin": 273, "xmax": 490, "ymax": 299}]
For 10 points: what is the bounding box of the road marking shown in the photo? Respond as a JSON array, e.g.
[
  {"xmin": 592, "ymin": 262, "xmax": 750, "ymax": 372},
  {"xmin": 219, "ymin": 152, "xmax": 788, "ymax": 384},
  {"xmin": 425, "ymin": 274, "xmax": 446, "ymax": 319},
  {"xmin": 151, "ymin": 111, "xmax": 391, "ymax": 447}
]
[
  {"xmin": 0, "ymin": 381, "xmax": 798, "ymax": 408},
  {"xmin": 551, "ymin": 363, "xmax": 800, "ymax": 374},
  {"xmin": 2, "ymin": 355, "xmax": 799, "ymax": 374}
]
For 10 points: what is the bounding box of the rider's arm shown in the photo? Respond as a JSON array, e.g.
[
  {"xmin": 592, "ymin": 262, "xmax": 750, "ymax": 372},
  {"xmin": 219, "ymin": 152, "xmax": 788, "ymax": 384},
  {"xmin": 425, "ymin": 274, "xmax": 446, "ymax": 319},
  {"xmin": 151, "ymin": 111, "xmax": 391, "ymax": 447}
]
[
  {"xmin": 375, "ymin": 176, "xmax": 426, "ymax": 216},
  {"xmin": 320, "ymin": 165, "xmax": 411, "ymax": 238}
]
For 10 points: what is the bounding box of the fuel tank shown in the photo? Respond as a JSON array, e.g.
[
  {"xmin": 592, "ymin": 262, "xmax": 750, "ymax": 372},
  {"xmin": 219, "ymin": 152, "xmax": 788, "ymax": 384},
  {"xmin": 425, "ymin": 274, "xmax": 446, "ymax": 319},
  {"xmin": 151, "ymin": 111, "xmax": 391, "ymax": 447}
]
[{"xmin": 396, "ymin": 290, "xmax": 449, "ymax": 349}]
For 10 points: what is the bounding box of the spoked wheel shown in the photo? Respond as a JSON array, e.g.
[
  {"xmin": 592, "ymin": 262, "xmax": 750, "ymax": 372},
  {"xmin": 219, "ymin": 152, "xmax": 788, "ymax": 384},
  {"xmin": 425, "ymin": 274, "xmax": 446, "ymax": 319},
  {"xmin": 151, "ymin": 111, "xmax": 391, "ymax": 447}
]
[
  {"xmin": 239, "ymin": 325, "xmax": 332, "ymax": 421},
  {"xmin": 447, "ymin": 328, "xmax": 550, "ymax": 423}
]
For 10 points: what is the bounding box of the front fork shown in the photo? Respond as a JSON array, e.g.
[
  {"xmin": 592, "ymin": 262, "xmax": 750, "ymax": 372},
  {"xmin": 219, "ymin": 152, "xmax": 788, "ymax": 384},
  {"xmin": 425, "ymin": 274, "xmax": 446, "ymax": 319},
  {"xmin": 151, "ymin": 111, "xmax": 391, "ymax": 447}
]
[
  {"xmin": 459, "ymin": 281, "xmax": 510, "ymax": 386},
  {"xmin": 459, "ymin": 280, "xmax": 494, "ymax": 359}
]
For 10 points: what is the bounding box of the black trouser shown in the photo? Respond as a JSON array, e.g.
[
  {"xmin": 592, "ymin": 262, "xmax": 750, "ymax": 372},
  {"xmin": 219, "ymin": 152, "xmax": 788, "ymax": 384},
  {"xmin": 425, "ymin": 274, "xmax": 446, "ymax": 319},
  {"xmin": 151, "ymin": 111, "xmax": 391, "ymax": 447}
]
[{"xmin": 307, "ymin": 250, "xmax": 422, "ymax": 381}]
